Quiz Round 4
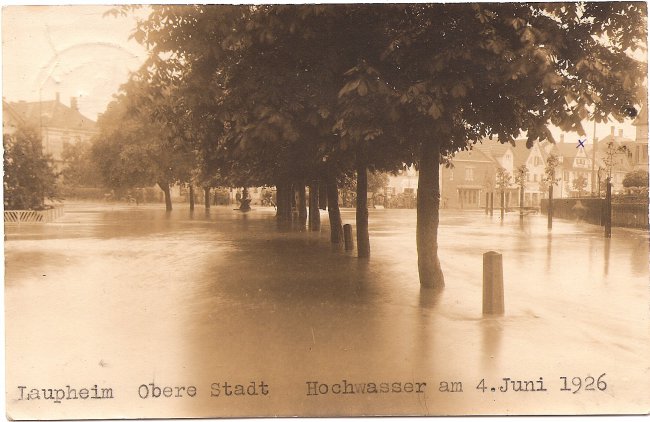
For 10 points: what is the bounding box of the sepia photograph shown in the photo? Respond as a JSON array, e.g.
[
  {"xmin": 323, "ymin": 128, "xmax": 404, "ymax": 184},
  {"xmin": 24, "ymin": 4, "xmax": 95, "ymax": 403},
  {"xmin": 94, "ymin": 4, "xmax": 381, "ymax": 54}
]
[{"xmin": 3, "ymin": 3, "xmax": 649, "ymax": 419}]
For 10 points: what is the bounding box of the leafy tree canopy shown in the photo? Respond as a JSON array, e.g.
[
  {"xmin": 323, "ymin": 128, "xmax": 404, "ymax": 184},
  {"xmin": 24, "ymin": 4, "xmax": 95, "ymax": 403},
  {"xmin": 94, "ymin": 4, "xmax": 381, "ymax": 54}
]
[{"xmin": 129, "ymin": 3, "xmax": 646, "ymax": 183}]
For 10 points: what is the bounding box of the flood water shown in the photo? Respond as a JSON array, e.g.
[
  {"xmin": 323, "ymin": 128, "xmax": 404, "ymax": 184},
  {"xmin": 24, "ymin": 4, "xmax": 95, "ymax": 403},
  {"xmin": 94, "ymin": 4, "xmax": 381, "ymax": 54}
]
[{"xmin": 5, "ymin": 203, "xmax": 649, "ymax": 418}]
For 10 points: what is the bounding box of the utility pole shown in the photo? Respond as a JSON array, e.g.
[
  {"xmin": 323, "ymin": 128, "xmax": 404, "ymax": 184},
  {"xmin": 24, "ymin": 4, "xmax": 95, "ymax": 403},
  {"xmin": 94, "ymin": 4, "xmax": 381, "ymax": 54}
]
[
  {"xmin": 591, "ymin": 120, "xmax": 598, "ymax": 196},
  {"xmin": 605, "ymin": 175, "xmax": 612, "ymax": 238}
]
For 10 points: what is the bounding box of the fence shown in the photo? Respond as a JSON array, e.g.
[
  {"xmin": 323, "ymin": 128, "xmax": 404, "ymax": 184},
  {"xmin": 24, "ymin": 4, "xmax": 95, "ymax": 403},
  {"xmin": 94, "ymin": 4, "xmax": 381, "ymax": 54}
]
[
  {"xmin": 5, "ymin": 206, "xmax": 64, "ymax": 224},
  {"xmin": 540, "ymin": 197, "xmax": 648, "ymax": 230}
]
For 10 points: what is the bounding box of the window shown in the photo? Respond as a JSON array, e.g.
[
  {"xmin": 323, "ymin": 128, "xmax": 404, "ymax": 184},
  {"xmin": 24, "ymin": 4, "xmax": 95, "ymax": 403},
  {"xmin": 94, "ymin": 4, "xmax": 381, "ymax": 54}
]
[
  {"xmin": 533, "ymin": 174, "xmax": 538, "ymax": 182},
  {"xmin": 449, "ymin": 170, "xmax": 454, "ymax": 181},
  {"xmin": 403, "ymin": 188, "xmax": 415, "ymax": 195},
  {"xmin": 527, "ymin": 174, "xmax": 531, "ymax": 182},
  {"xmin": 534, "ymin": 156, "xmax": 541, "ymax": 166},
  {"xmin": 465, "ymin": 167, "xmax": 474, "ymax": 181}
]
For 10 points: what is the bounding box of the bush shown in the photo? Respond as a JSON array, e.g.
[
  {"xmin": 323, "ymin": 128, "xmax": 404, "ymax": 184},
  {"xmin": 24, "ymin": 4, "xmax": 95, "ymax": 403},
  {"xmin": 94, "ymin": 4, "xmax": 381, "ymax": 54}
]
[
  {"xmin": 3, "ymin": 126, "xmax": 59, "ymax": 210},
  {"xmin": 623, "ymin": 170, "xmax": 649, "ymax": 188}
]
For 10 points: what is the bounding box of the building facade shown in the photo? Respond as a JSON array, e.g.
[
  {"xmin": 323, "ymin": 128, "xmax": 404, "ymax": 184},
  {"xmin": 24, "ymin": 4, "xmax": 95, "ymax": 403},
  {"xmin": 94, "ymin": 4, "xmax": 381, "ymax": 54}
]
[{"xmin": 3, "ymin": 94, "xmax": 97, "ymax": 170}]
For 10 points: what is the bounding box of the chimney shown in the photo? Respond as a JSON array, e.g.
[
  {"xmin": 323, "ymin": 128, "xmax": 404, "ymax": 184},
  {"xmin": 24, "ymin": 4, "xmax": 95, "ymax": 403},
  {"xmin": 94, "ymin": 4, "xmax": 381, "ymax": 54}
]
[
  {"xmin": 610, "ymin": 126, "xmax": 615, "ymax": 136},
  {"xmin": 55, "ymin": 92, "xmax": 60, "ymax": 103},
  {"xmin": 70, "ymin": 97, "xmax": 78, "ymax": 111},
  {"xmin": 618, "ymin": 129, "xmax": 623, "ymax": 137},
  {"xmin": 560, "ymin": 134, "xmax": 564, "ymax": 143}
]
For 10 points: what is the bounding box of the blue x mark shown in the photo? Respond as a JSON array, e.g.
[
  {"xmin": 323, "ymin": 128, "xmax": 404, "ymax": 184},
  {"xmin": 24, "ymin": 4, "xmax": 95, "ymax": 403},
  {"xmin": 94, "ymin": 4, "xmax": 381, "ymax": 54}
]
[{"xmin": 576, "ymin": 138, "xmax": 586, "ymax": 148}]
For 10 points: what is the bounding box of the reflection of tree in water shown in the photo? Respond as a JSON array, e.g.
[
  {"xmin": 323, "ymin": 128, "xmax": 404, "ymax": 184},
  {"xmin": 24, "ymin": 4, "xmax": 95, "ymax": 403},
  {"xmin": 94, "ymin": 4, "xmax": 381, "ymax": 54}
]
[
  {"xmin": 545, "ymin": 233, "xmax": 552, "ymax": 272},
  {"xmin": 629, "ymin": 238, "xmax": 648, "ymax": 276},
  {"xmin": 603, "ymin": 238, "xmax": 611, "ymax": 277}
]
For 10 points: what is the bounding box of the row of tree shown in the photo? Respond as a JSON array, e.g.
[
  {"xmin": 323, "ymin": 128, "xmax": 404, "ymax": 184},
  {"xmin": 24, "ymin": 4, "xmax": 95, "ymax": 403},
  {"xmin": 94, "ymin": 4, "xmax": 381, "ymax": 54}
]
[{"xmin": 91, "ymin": 3, "xmax": 645, "ymax": 289}]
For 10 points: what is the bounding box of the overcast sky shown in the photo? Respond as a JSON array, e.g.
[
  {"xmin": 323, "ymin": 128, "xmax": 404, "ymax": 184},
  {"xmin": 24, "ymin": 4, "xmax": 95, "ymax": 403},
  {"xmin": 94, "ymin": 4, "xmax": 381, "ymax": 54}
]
[{"xmin": 2, "ymin": 5, "xmax": 149, "ymax": 120}]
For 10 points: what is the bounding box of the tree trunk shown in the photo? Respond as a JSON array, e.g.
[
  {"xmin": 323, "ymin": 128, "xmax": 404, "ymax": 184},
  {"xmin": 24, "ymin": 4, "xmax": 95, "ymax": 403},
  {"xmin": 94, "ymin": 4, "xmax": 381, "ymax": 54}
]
[
  {"xmin": 500, "ymin": 190, "xmax": 505, "ymax": 220},
  {"xmin": 417, "ymin": 140, "xmax": 445, "ymax": 289},
  {"xmin": 547, "ymin": 184, "xmax": 553, "ymax": 229},
  {"xmin": 326, "ymin": 167, "xmax": 343, "ymax": 244},
  {"xmin": 319, "ymin": 183, "xmax": 328, "ymax": 210},
  {"xmin": 158, "ymin": 182, "xmax": 172, "ymax": 212},
  {"xmin": 189, "ymin": 184, "xmax": 195, "ymax": 211},
  {"xmin": 356, "ymin": 149, "xmax": 370, "ymax": 258},
  {"xmin": 204, "ymin": 187, "xmax": 211, "ymax": 209},
  {"xmin": 485, "ymin": 192, "xmax": 489, "ymax": 215},
  {"xmin": 519, "ymin": 185, "xmax": 524, "ymax": 222},
  {"xmin": 309, "ymin": 181, "xmax": 320, "ymax": 231},
  {"xmin": 276, "ymin": 182, "xmax": 292, "ymax": 222},
  {"xmin": 297, "ymin": 184, "xmax": 307, "ymax": 226},
  {"xmin": 605, "ymin": 179, "xmax": 612, "ymax": 238},
  {"xmin": 276, "ymin": 183, "xmax": 284, "ymax": 218}
]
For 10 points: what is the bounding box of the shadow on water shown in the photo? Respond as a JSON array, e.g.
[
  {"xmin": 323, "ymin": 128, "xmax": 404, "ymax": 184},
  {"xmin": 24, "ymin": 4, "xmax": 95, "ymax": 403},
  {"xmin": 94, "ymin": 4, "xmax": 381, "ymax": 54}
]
[
  {"xmin": 418, "ymin": 287, "xmax": 444, "ymax": 309},
  {"xmin": 604, "ymin": 237, "xmax": 611, "ymax": 277},
  {"xmin": 480, "ymin": 318, "xmax": 503, "ymax": 372}
]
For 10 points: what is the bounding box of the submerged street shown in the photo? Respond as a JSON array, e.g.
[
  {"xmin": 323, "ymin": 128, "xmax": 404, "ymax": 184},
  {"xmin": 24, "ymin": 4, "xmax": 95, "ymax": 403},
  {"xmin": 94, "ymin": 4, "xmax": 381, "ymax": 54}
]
[{"xmin": 5, "ymin": 203, "xmax": 649, "ymax": 418}]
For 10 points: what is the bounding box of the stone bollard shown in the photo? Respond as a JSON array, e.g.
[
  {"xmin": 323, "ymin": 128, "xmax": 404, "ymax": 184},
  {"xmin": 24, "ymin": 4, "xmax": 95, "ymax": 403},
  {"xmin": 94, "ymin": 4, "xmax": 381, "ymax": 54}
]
[
  {"xmin": 343, "ymin": 224, "xmax": 354, "ymax": 251},
  {"xmin": 482, "ymin": 251, "xmax": 504, "ymax": 315}
]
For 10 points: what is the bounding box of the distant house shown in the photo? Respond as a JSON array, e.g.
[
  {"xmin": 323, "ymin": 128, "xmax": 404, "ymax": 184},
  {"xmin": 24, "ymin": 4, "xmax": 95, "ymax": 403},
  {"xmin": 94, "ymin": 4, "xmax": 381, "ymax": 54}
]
[
  {"xmin": 390, "ymin": 138, "xmax": 550, "ymax": 209},
  {"xmin": 385, "ymin": 121, "xmax": 648, "ymax": 209},
  {"xmin": 386, "ymin": 166, "xmax": 419, "ymax": 196},
  {"xmin": 440, "ymin": 145, "xmax": 497, "ymax": 209},
  {"xmin": 514, "ymin": 139, "xmax": 548, "ymax": 206},
  {"xmin": 3, "ymin": 94, "xmax": 97, "ymax": 170},
  {"xmin": 545, "ymin": 137, "xmax": 595, "ymax": 198},
  {"xmin": 629, "ymin": 105, "xmax": 648, "ymax": 171},
  {"xmin": 591, "ymin": 127, "xmax": 636, "ymax": 193}
]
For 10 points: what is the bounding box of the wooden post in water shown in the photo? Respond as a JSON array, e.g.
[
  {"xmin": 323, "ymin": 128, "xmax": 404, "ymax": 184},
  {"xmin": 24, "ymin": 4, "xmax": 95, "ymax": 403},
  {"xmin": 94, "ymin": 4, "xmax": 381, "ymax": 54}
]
[
  {"xmin": 343, "ymin": 224, "xmax": 354, "ymax": 251},
  {"xmin": 483, "ymin": 251, "xmax": 504, "ymax": 315}
]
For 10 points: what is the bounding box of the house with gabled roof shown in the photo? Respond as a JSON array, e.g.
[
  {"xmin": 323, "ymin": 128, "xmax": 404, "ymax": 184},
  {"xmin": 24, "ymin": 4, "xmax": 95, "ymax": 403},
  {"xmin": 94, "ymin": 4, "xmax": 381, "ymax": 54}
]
[
  {"xmin": 592, "ymin": 126, "xmax": 637, "ymax": 193},
  {"xmin": 440, "ymin": 144, "xmax": 497, "ymax": 209},
  {"xmin": 3, "ymin": 94, "xmax": 97, "ymax": 169},
  {"xmin": 629, "ymin": 105, "xmax": 648, "ymax": 171},
  {"xmin": 511, "ymin": 139, "xmax": 548, "ymax": 206},
  {"xmin": 547, "ymin": 138, "xmax": 595, "ymax": 198}
]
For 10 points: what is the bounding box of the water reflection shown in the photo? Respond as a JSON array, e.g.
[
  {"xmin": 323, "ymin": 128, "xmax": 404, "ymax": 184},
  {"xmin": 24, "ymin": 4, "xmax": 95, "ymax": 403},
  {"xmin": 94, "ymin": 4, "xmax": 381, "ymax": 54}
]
[
  {"xmin": 418, "ymin": 288, "xmax": 443, "ymax": 309},
  {"xmin": 545, "ymin": 233, "xmax": 552, "ymax": 272},
  {"xmin": 603, "ymin": 237, "xmax": 611, "ymax": 276},
  {"xmin": 480, "ymin": 318, "xmax": 503, "ymax": 372}
]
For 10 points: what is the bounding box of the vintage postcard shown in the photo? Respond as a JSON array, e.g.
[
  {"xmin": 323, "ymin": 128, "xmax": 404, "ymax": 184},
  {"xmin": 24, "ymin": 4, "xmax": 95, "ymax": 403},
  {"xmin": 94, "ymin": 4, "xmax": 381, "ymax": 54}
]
[{"xmin": 3, "ymin": 3, "xmax": 649, "ymax": 420}]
